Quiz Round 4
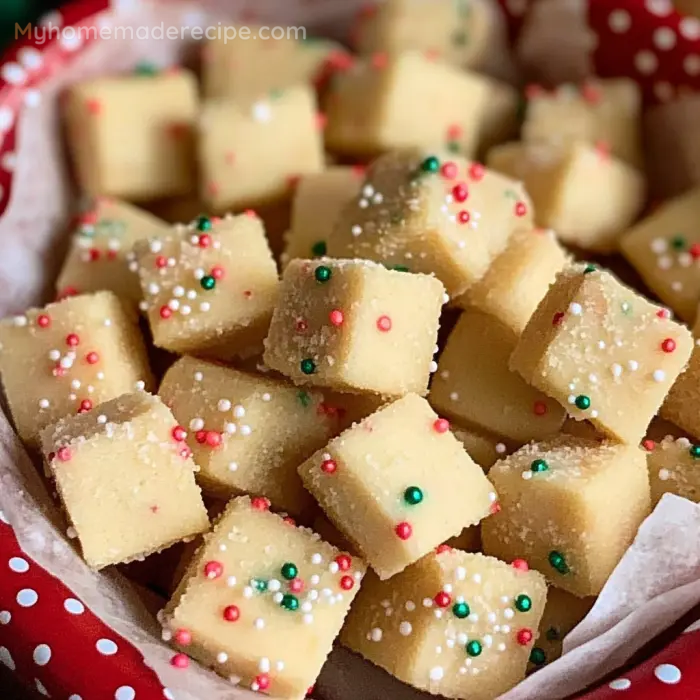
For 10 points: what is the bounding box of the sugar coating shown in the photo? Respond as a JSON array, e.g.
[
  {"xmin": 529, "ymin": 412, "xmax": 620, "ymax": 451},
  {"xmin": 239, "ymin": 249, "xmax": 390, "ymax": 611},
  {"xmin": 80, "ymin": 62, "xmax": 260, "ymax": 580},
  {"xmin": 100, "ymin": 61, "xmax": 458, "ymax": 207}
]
[
  {"xmin": 430, "ymin": 309, "xmax": 565, "ymax": 442},
  {"xmin": 460, "ymin": 228, "xmax": 570, "ymax": 335},
  {"xmin": 134, "ymin": 213, "xmax": 278, "ymax": 361},
  {"xmin": 263, "ymin": 258, "xmax": 444, "ymax": 397},
  {"xmin": 482, "ymin": 436, "xmax": 651, "ymax": 597},
  {"xmin": 198, "ymin": 85, "xmax": 324, "ymax": 212},
  {"xmin": 282, "ymin": 168, "xmax": 363, "ymax": 268},
  {"xmin": 63, "ymin": 70, "xmax": 198, "ymax": 200},
  {"xmin": 159, "ymin": 356, "xmax": 338, "ymax": 515},
  {"xmin": 620, "ymin": 187, "xmax": 700, "ymax": 323},
  {"xmin": 202, "ymin": 26, "xmax": 344, "ymax": 100},
  {"xmin": 298, "ymin": 394, "xmax": 496, "ymax": 579},
  {"xmin": 40, "ymin": 392, "xmax": 208, "ymax": 569},
  {"xmin": 340, "ymin": 550, "xmax": 547, "ymax": 700},
  {"xmin": 451, "ymin": 424, "xmax": 517, "ymax": 471},
  {"xmin": 510, "ymin": 265, "xmax": 694, "ymax": 445},
  {"xmin": 487, "ymin": 141, "xmax": 645, "ymax": 252},
  {"xmin": 646, "ymin": 435, "xmax": 700, "ymax": 507},
  {"xmin": 0, "ymin": 291, "xmax": 153, "ymax": 447},
  {"xmin": 327, "ymin": 150, "xmax": 532, "ymax": 298},
  {"xmin": 523, "ymin": 79, "xmax": 643, "ymax": 168},
  {"xmin": 324, "ymin": 52, "xmax": 491, "ymax": 158},
  {"xmin": 164, "ymin": 496, "xmax": 366, "ymax": 699},
  {"xmin": 56, "ymin": 198, "xmax": 170, "ymax": 305},
  {"xmin": 527, "ymin": 587, "xmax": 594, "ymax": 670}
]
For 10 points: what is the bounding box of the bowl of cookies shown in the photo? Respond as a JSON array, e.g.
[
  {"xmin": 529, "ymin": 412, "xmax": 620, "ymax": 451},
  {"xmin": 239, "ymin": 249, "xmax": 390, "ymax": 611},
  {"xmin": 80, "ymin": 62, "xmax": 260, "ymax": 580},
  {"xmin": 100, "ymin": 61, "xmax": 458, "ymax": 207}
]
[{"xmin": 2, "ymin": 1, "xmax": 700, "ymax": 699}]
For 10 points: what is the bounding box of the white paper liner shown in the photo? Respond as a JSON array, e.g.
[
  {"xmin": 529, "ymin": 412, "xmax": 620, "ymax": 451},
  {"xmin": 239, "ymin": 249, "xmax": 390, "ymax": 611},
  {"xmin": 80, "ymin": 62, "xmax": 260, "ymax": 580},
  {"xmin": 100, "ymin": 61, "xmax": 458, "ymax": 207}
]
[{"xmin": 1, "ymin": 2, "xmax": 700, "ymax": 699}]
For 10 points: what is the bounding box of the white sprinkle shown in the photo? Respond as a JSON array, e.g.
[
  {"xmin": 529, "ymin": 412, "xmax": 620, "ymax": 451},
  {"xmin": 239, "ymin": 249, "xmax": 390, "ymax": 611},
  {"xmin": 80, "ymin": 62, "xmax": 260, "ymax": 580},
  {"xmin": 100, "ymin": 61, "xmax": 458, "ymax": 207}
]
[
  {"xmin": 399, "ymin": 621, "xmax": 412, "ymax": 636},
  {"xmin": 147, "ymin": 282, "xmax": 160, "ymax": 295},
  {"xmin": 193, "ymin": 371, "xmax": 203, "ymax": 382},
  {"xmin": 218, "ymin": 399, "xmax": 232, "ymax": 412},
  {"xmin": 186, "ymin": 290, "xmax": 197, "ymax": 300},
  {"xmin": 225, "ymin": 423, "xmax": 237, "ymax": 435},
  {"xmin": 310, "ymin": 574, "xmax": 321, "ymax": 585},
  {"xmin": 243, "ymin": 587, "xmax": 254, "ymax": 599},
  {"xmin": 200, "ymin": 302, "xmax": 211, "ymax": 312},
  {"xmin": 303, "ymin": 614, "xmax": 314, "ymax": 624},
  {"xmin": 38, "ymin": 399, "xmax": 50, "ymax": 409},
  {"xmin": 267, "ymin": 579, "xmax": 281, "ymax": 592},
  {"xmin": 469, "ymin": 613, "xmax": 479, "ymax": 623},
  {"xmin": 653, "ymin": 369, "xmax": 666, "ymax": 382},
  {"xmin": 233, "ymin": 404, "xmax": 246, "ymax": 418},
  {"xmin": 134, "ymin": 380, "xmax": 145, "ymax": 391},
  {"xmin": 228, "ymin": 462, "xmax": 239, "ymax": 472},
  {"xmin": 405, "ymin": 601, "xmax": 416, "ymax": 611},
  {"xmin": 658, "ymin": 468, "xmax": 670, "ymax": 481},
  {"xmin": 569, "ymin": 302, "xmax": 583, "ymax": 316},
  {"xmin": 149, "ymin": 240, "xmax": 162, "ymax": 253},
  {"xmin": 370, "ymin": 628, "xmax": 383, "ymax": 641},
  {"xmin": 351, "ymin": 225, "xmax": 362, "ymax": 237},
  {"xmin": 173, "ymin": 285, "xmax": 185, "ymax": 297},
  {"xmin": 503, "ymin": 608, "xmax": 515, "ymax": 620},
  {"xmin": 217, "ymin": 652, "xmax": 228, "ymax": 663},
  {"xmin": 254, "ymin": 618, "xmax": 265, "ymax": 630},
  {"xmin": 423, "ymin": 598, "xmax": 434, "ymax": 607},
  {"xmin": 168, "ymin": 299, "xmax": 180, "ymax": 311},
  {"xmin": 522, "ymin": 470, "xmax": 533, "ymax": 480},
  {"xmin": 262, "ymin": 393, "xmax": 271, "ymax": 402},
  {"xmin": 311, "ymin": 553, "xmax": 322, "ymax": 565},
  {"xmin": 240, "ymin": 425, "xmax": 252, "ymax": 436},
  {"xmin": 190, "ymin": 418, "xmax": 204, "ymax": 431},
  {"xmin": 429, "ymin": 666, "xmax": 444, "ymax": 681},
  {"xmin": 628, "ymin": 360, "xmax": 639, "ymax": 371},
  {"xmin": 611, "ymin": 363, "xmax": 623, "ymax": 377},
  {"xmin": 456, "ymin": 567, "xmax": 466, "ymax": 581}
]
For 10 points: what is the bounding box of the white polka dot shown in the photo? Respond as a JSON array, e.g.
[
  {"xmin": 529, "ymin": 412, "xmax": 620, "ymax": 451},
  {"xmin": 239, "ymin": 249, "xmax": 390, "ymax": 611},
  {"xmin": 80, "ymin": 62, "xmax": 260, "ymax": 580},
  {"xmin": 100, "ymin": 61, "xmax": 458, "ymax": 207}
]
[
  {"xmin": 0, "ymin": 108, "xmax": 13, "ymax": 132},
  {"xmin": 609, "ymin": 9, "xmax": 631, "ymax": 33},
  {"xmin": 635, "ymin": 50, "xmax": 658, "ymax": 75},
  {"xmin": 9, "ymin": 556, "xmax": 29, "ymax": 573},
  {"xmin": 2, "ymin": 152, "xmax": 16, "ymax": 171},
  {"xmin": 64, "ymin": 598, "xmax": 84, "ymax": 614},
  {"xmin": 17, "ymin": 588, "xmax": 38, "ymax": 607},
  {"xmin": 0, "ymin": 647, "xmax": 15, "ymax": 670},
  {"xmin": 654, "ymin": 663, "xmax": 682, "ymax": 684},
  {"xmin": 25, "ymin": 89, "xmax": 41, "ymax": 107},
  {"xmin": 40, "ymin": 11, "xmax": 62, "ymax": 27},
  {"xmin": 35, "ymin": 679, "xmax": 50, "ymax": 696},
  {"xmin": 1, "ymin": 63, "xmax": 26, "ymax": 85},
  {"xmin": 115, "ymin": 687, "xmax": 136, "ymax": 700},
  {"xmin": 17, "ymin": 48, "xmax": 43, "ymax": 71},
  {"xmin": 609, "ymin": 678, "xmax": 631, "ymax": 690},
  {"xmin": 69, "ymin": 696, "xmax": 82, "ymax": 700},
  {"xmin": 33, "ymin": 644, "xmax": 52, "ymax": 666},
  {"xmin": 685, "ymin": 55, "xmax": 700, "ymax": 76},
  {"xmin": 163, "ymin": 691, "xmax": 175, "ymax": 700},
  {"xmin": 60, "ymin": 28, "xmax": 83, "ymax": 52},
  {"xmin": 0, "ymin": 611, "xmax": 11, "ymax": 624},
  {"xmin": 96, "ymin": 638, "xmax": 118, "ymax": 656},
  {"xmin": 646, "ymin": 0, "xmax": 673, "ymax": 15},
  {"xmin": 653, "ymin": 26, "xmax": 676, "ymax": 50},
  {"xmin": 680, "ymin": 17, "xmax": 700, "ymax": 40},
  {"xmin": 654, "ymin": 81, "xmax": 674, "ymax": 102}
]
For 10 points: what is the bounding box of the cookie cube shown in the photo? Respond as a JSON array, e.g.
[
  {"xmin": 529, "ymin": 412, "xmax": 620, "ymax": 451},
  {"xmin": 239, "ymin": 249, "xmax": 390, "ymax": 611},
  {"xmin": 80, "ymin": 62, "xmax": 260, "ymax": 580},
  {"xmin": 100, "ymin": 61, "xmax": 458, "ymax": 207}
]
[
  {"xmin": 298, "ymin": 394, "xmax": 496, "ymax": 579},
  {"xmin": 327, "ymin": 150, "xmax": 532, "ymax": 298},
  {"xmin": 56, "ymin": 198, "xmax": 170, "ymax": 305},
  {"xmin": 264, "ymin": 259, "xmax": 444, "ymax": 397},
  {"xmin": 620, "ymin": 187, "xmax": 700, "ymax": 323},
  {"xmin": 0, "ymin": 291, "xmax": 152, "ymax": 447},
  {"xmin": 164, "ymin": 496, "xmax": 366, "ymax": 698},
  {"xmin": 282, "ymin": 168, "xmax": 363, "ymax": 268},
  {"xmin": 340, "ymin": 550, "xmax": 547, "ymax": 699},
  {"xmin": 199, "ymin": 86, "xmax": 324, "ymax": 212},
  {"xmin": 487, "ymin": 141, "xmax": 645, "ymax": 252},
  {"xmin": 510, "ymin": 266, "xmax": 693, "ymax": 444},
  {"xmin": 203, "ymin": 27, "xmax": 343, "ymax": 100},
  {"xmin": 430, "ymin": 309, "xmax": 565, "ymax": 443},
  {"xmin": 134, "ymin": 213, "xmax": 278, "ymax": 361},
  {"xmin": 159, "ymin": 356, "xmax": 338, "ymax": 515},
  {"xmin": 40, "ymin": 393, "xmax": 208, "ymax": 569},
  {"xmin": 325, "ymin": 52, "xmax": 490, "ymax": 158},
  {"xmin": 646, "ymin": 435, "xmax": 700, "ymax": 507},
  {"xmin": 64, "ymin": 70, "xmax": 197, "ymax": 201},
  {"xmin": 459, "ymin": 228, "xmax": 569, "ymax": 335},
  {"xmin": 523, "ymin": 80, "xmax": 643, "ymax": 168},
  {"xmin": 528, "ymin": 588, "xmax": 594, "ymax": 669},
  {"xmin": 482, "ymin": 437, "xmax": 651, "ymax": 597}
]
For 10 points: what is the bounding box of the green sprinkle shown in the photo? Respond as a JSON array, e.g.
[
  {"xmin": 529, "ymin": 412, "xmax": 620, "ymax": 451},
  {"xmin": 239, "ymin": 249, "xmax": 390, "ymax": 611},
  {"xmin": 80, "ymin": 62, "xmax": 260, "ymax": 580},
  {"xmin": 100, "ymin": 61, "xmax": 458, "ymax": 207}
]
[
  {"xmin": 300, "ymin": 359, "xmax": 316, "ymax": 375},
  {"xmin": 447, "ymin": 141, "xmax": 461, "ymax": 154},
  {"xmin": 530, "ymin": 459, "xmax": 548, "ymax": 473},
  {"xmin": 311, "ymin": 240, "xmax": 327, "ymax": 257},
  {"xmin": 548, "ymin": 551, "xmax": 569, "ymax": 574},
  {"xmin": 690, "ymin": 445, "xmax": 700, "ymax": 459},
  {"xmin": 420, "ymin": 156, "xmax": 440, "ymax": 174},
  {"xmin": 452, "ymin": 602, "xmax": 470, "ymax": 619},
  {"xmin": 403, "ymin": 486, "xmax": 424, "ymax": 506},
  {"xmin": 200, "ymin": 275, "xmax": 216, "ymax": 291},
  {"xmin": 134, "ymin": 61, "xmax": 158, "ymax": 76},
  {"xmin": 529, "ymin": 647, "xmax": 546, "ymax": 666},
  {"xmin": 195, "ymin": 215, "xmax": 212, "ymax": 232},
  {"xmin": 466, "ymin": 640, "xmax": 482, "ymax": 657},
  {"xmin": 584, "ymin": 264, "xmax": 597, "ymax": 274},
  {"xmin": 390, "ymin": 264, "xmax": 410, "ymax": 272},
  {"xmin": 280, "ymin": 563, "xmax": 298, "ymax": 580},
  {"xmin": 252, "ymin": 578, "xmax": 267, "ymax": 592},
  {"xmin": 281, "ymin": 594, "xmax": 299, "ymax": 611},
  {"xmin": 515, "ymin": 594, "xmax": 532, "ymax": 613},
  {"xmin": 452, "ymin": 30, "xmax": 467, "ymax": 46},
  {"xmin": 672, "ymin": 235, "xmax": 686, "ymax": 250},
  {"xmin": 545, "ymin": 627, "xmax": 561, "ymax": 642},
  {"xmin": 574, "ymin": 395, "xmax": 591, "ymax": 411},
  {"xmin": 297, "ymin": 391, "xmax": 312, "ymax": 408},
  {"xmin": 270, "ymin": 88, "xmax": 285, "ymax": 99},
  {"xmin": 314, "ymin": 265, "xmax": 332, "ymax": 283}
]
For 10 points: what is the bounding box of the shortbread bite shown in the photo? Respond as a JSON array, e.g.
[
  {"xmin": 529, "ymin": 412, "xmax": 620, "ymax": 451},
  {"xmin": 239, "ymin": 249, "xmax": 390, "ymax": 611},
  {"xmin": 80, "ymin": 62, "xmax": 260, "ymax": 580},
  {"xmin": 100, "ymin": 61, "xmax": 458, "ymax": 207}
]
[
  {"xmin": 40, "ymin": 393, "xmax": 208, "ymax": 569},
  {"xmin": 647, "ymin": 435, "xmax": 700, "ymax": 506},
  {"xmin": 64, "ymin": 69, "xmax": 198, "ymax": 200},
  {"xmin": 298, "ymin": 394, "xmax": 496, "ymax": 579},
  {"xmin": 324, "ymin": 52, "xmax": 491, "ymax": 158},
  {"xmin": 263, "ymin": 259, "xmax": 444, "ymax": 397},
  {"xmin": 620, "ymin": 187, "xmax": 700, "ymax": 323},
  {"xmin": 134, "ymin": 213, "xmax": 278, "ymax": 361},
  {"xmin": 460, "ymin": 228, "xmax": 569, "ymax": 335},
  {"xmin": 282, "ymin": 168, "xmax": 363, "ymax": 268},
  {"xmin": 487, "ymin": 141, "xmax": 645, "ymax": 252},
  {"xmin": 198, "ymin": 86, "xmax": 324, "ymax": 212},
  {"xmin": 340, "ymin": 550, "xmax": 547, "ymax": 700},
  {"xmin": 511, "ymin": 266, "xmax": 693, "ymax": 445},
  {"xmin": 327, "ymin": 150, "xmax": 532, "ymax": 298},
  {"xmin": 661, "ymin": 334, "xmax": 700, "ymax": 441},
  {"xmin": 523, "ymin": 79, "xmax": 643, "ymax": 168},
  {"xmin": 164, "ymin": 496, "xmax": 366, "ymax": 699},
  {"xmin": 452, "ymin": 424, "xmax": 514, "ymax": 470},
  {"xmin": 482, "ymin": 437, "xmax": 651, "ymax": 597},
  {"xmin": 0, "ymin": 291, "xmax": 152, "ymax": 447},
  {"xmin": 431, "ymin": 310, "xmax": 565, "ymax": 442},
  {"xmin": 202, "ymin": 27, "xmax": 344, "ymax": 100},
  {"xmin": 528, "ymin": 588, "xmax": 595, "ymax": 669},
  {"xmin": 56, "ymin": 198, "xmax": 170, "ymax": 305},
  {"xmin": 159, "ymin": 356, "xmax": 337, "ymax": 515}
]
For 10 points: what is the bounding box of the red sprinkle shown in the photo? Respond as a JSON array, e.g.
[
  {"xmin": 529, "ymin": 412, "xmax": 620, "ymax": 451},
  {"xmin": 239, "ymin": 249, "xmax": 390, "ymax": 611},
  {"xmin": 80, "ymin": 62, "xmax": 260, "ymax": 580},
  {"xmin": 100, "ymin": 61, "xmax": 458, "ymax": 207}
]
[
  {"xmin": 36, "ymin": 314, "xmax": 51, "ymax": 329},
  {"xmin": 159, "ymin": 306, "xmax": 173, "ymax": 320},
  {"xmin": 395, "ymin": 522, "xmax": 412, "ymax": 540},
  {"xmin": 86, "ymin": 98, "xmax": 102, "ymax": 115},
  {"xmin": 468, "ymin": 163, "xmax": 485, "ymax": 181},
  {"xmin": 321, "ymin": 458, "xmax": 337, "ymax": 474},
  {"xmin": 642, "ymin": 439, "xmax": 656, "ymax": 452},
  {"xmin": 433, "ymin": 418, "xmax": 450, "ymax": 434},
  {"xmin": 452, "ymin": 183, "xmax": 468, "ymax": 202},
  {"xmin": 436, "ymin": 544, "xmax": 452, "ymax": 554},
  {"xmin": 255, "ymin": 674, "xmax": 271, "ymax": 691},
  {"xmin": 88, "ymin": 248, "xmax": 100, "ymax": 262},
  {"xmin": 661, "ymin": 338, "xmax": 676, "ymax": 353},
  {"xmin": 66, "ymin": 333, "xmax": 80, "ymax": 347},
  {"xmin": 251, "ymin": 496, "xmax": 271, "ymax": 511},
  {"xmin": 434, "ymin": 591, "xmax": 451, "ymax": 608},
  {"xmin": 441, "ymin": 161, "xmax": 458, "ymax": 179},
  {"xmin": 173, "ymin": 628, "xmax": 192, "ymax": 645},
  {"xmin": 85, "ymin": 351, "xmax": 99, "ymax": 365},
  {"xmin": 446, "ymin": 124, "xmax": 463, "ymax": 140},
  {"xmin": 205, "ymin": 431, "xmax": 223, "ymax": 448},
  {"xmin": 657, "ymin": 308, "xmax": 671, "ymax": 319},
  {"xmin": 512, "ymin": 559, "xmax": 530, "ymax": 572},
  {"xmin": 581, "ymin": 82, "xmax": 601, "ymax": 104},
  {"xmin": 172, "ymin": 425, "xmax": 187, "ymax": 442},
  {"xmin": 179, "ymin": 446, "xmax": 192, "ymax": 459},
  {"xmin": 155, "ymin": 255, "xmax": 168, "ymax": 269},
  {"xmin": 457, "ymin": 210, "xmax": 470, "ymax": 224},
  {"xmin": 283, "ymin": 517, "xmax": 296, "ymax": 526},
  {"xmin": 290, "ymin": 578, "xmax": 305, "ymax": 593},
  {"xmin": 490, "ymin": 502, "xmax": 502, "ymax": 515},
  {"xmin": 57, "ymin": 287, "xmax": 79, "ymax": 300},
  {"xmin": 517, "ymin": 628, "xmax": 534, "ymax": 645},
  {"xmin": 244, "ymin": 209, "xmax": 257, "ymax": 218},
  {"xmin": 198, "ymin": 234, "xmax": 212, "ymax": 248},
  {"xmin": 316, "ymin": 112, "xmax": 328, "ymax": 130},
  {"xmin": 57, "ymin": 447, "xmax": 72, "ymax": 462},
  {"xmin": 211, "ymin": 265, "xmax": 225, "ymax": 280},
  {"xmin": 195, "ymin": 430, "xmax": 207, "ymax": 444},
  {"xmin": 223, "ymin": 605, "xmax": 240, "ymax": 622},
  {"xmin": 552, "ymin": 312, "xmax": 565, "ymax": 326},
  {"xmin": 335, "ymin": 554, "xmax": 352, "ymax": 571},
  {"xmin": 78, "ymin": 399, "xmax": 93, "ymax": 413},
  {"xmin": 533, "ymin": 401, "xmax": 547, "ymax": 416},
  {"xmin": 329, "ymin": 309, "xmax": 344, "ymax": 327},
  {"xmin": 204, "ymin": 561, "xmax": 224, "ymax": 579},
  {"xmin": 171, "ymin": 653, "xmax": 189, "ymax": 669},
  {"xmin": 376, "ymin": 315, "xmax": 392, "ymax": 332},
  {"xmin": 339, "ymin": 575, "xmax": 355, "ymax": 591},
  {"xmin": 691, "ymin": 243, "xmax": 700, "ymax": 259},
  {"xmin": 515, "ymin": 201, "xmax": 528, "ymax": 217},
  {"xmin": 296, "ymin": 319, "xmax": 308, "ymax": 333}
]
